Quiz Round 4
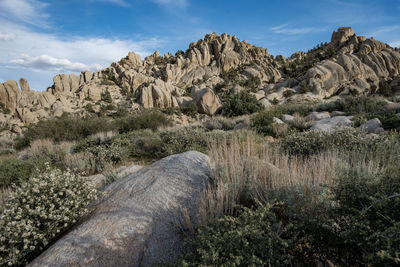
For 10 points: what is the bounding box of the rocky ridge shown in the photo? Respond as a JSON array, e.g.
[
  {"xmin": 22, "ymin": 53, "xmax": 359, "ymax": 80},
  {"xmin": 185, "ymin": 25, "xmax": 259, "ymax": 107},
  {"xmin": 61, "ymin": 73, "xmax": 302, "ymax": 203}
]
[{"xmin": 1, "ymin": 27, "xmax": 400, "ymax": 139}]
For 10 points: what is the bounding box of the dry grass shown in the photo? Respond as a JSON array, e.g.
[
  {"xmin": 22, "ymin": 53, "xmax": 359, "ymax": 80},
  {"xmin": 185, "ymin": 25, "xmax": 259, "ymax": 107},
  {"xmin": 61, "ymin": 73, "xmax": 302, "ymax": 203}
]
[
  {"xmin": 0, "ymin": 187, "xmax": 11, "ymax": 208},
  {"xmin": 198, "ymin": 131, "xmax": 345, "ymax": 225},
  {"xmin": 27, "ymin": 139, "xmax": 72, "ymax": 158},
  {"xmin": 90, "ymin": 131, "xmax": 118, "ymax": 140}
]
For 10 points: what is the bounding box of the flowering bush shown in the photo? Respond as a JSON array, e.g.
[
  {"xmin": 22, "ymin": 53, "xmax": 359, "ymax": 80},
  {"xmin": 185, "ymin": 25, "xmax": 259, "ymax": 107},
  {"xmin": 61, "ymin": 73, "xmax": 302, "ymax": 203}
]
[{"xmin": 0, "ymin": 165, "xmax": 98, "ymax": 266}]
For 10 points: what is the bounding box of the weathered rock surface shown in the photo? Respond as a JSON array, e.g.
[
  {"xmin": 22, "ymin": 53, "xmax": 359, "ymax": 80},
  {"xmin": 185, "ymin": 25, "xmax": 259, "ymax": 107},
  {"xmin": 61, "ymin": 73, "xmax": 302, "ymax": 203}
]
[
  {"xmin": 194, "ymin": 88, "xmax": 222, "ymax": 115},
  {"xmin": 306, "ymin": 111, "xmax": 331, "ymax": 121},
  {"xmin": 311, "ymin": 116, "xmax": 353, "ymax": 132},
  {"xmin": 29, "ymin": 151, "xmax": 210, "ymax": 267},
  {"xmin": 359, "ymin": 118, "xmax": 383, "ymax": 134},
  {"xmin": 1, "ymin": 27, "xmax": 400, "ymax": 137}
]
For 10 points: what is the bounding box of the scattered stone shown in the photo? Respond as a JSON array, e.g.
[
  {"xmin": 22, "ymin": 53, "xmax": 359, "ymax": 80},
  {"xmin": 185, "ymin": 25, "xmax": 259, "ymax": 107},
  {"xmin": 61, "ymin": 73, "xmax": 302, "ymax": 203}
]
[
  {"xmin": 273, "ymin": 117, "xmax": 284, "ymax": 124},
  {"xmin": 233, "ymin": 122, "xmax": 248, "ymax": 131},
  {"xmin": 306, "ymin": 111, "xmax": 331, "ymax": 121},
  {"xmin": 282, "ymin": 114, "xmax": 294, "ymax": 122},
  {"xmin": 331, "ymin": 111, "xmax": 346, "ymax": 117},
  {"xmin": 359, "ymin": 118, "xmax": 383, "ymax": 134},
  {"xmin": 311, "ymin": 116, "xmax": 353, "ymax": 132},
  {"xmin": 259, "ymin": 98, "xmax": 272, "ymax": 109}
]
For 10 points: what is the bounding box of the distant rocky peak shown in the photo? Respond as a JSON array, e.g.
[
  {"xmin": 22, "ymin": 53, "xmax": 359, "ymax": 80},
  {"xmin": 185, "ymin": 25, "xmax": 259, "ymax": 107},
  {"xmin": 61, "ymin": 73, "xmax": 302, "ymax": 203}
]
[{"xmin": 331, "ymin": 27, "xmax": 356, "ymax": 46}]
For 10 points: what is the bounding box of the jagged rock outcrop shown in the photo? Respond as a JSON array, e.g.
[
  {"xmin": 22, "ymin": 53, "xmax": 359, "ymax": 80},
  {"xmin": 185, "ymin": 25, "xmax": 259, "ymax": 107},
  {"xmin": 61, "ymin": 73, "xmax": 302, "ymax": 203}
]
[
  {"xmin": 29, "ymin": 151, "xmax": 210, "ymax": 267},
  {"xmin": 1, "ymin": 27, "xmax": 400, "ymax": 137},
  {"xmin": 302, "ymin": 27, "xmax": 400, "ymax": 97}
]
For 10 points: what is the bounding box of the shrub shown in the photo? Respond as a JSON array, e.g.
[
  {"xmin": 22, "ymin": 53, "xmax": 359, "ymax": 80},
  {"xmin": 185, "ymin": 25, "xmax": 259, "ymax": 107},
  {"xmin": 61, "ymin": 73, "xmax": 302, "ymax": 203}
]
[
  {"xmin": 287, "ymin": 114, "xmax": 312, "ymax": 132},
  {"xmin": 0, "ymin": 159, "xmax": 34, "ymax": 188},
  {"xmin": 283, "ymin": 89, "xmax": 296, "ymax": 98},
  {"xmin": 281, "ymin": 128, "xmax": 397, "ymax": 157},
  {"xmin": 0, "ymin": 165, "xmax": 98, "ymax": 266},
  {"xmin": 181, "ymin": 103, "xmax": 198, "ymax": 117},
  {"xmin": 113, "ymin": 130, "xmax": 163, "ymax": 159},
  {"xmin": 222, "ymin": 91, "xmax": 263, "ymax": 117},
  {"xmin": 202, "ymin": 117, "xmax": 236, "ymax": 131},
  {"xmin": 101, "ymin": 89, "xmax": 112, "ymax": 103},
  {"xmin": 0, "ymin": 103, "xmax": 10, "ymax": 114},
  {"xmin": 181, "ymin": 202, "xmax": 294, "ymax": 266},
  {"xmin": 26, "ymin": 139, "xmax": 71, "ymax": 167},
  {"xmin": 181, "ymin": 130, "xmax": 400, "ymax": 266},
  {"xmin": 251, "ymin": 109, "xmax": 284, "ymax": 136},
  {"xmin": 85, "ymin": 144, "xmax": 128, "ymax": 174},
  {"xmin": 14, "ymin": 114, "xmax": 113, "ymax": 149},
  {"xmin": 241, "ymin": 76, "xmax": 261, "ymax": 91},
  {"xmin": 342, "ymin": 96, "xmax": 387, "ymax": 114},
  {"xmin": 115, "ymin": 110, "xmax": 171, "ymax": 134},
  {"xmin": 158, "ymin": 126, "xmax": 208, "ymax": 157}
]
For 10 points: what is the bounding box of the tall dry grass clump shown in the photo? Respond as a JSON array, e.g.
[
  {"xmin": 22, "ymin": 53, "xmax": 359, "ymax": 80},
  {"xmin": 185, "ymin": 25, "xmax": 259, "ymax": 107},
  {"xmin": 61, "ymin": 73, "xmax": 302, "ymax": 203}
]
[{"xmin": 198, "ymin": 131, "xmax": 344, "ymax": 224}]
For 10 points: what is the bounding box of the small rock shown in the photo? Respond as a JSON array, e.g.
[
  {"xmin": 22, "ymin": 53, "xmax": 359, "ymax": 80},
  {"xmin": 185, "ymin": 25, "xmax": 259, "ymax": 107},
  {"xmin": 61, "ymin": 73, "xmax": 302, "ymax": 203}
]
[
  {"xmin": 282, "ymin": 114, "xmax": 294, "ymax": 122},
  {"xmin": 359, "ymin": 118, "xmax": 382, "ymax": 134},
  {"xmin": 396, "ymin": 113, "xmax": 400, "ymax": 118},
  {"xmin": 11, "ymin": 125, "xmax": 22, "ymax": 134},
  {"xmin": 273, "ymin": 117, "xmax": 284, "ymax": 124},
  {"xmin": 265, "ymin": 136, "xmax": 275, "ymax": 142},
  {"xmin": 251, "ymin": 92, "xmax": 265, "ymax": 101},
  {"xmin": 306, "ymin": 111, "xmax": 331, "ymax": 121},
  {"xmin": 374, "ymin": 127, "xmax": 385, "ymax": 134},
  {"xmin": 331, "ymin": 111, "xmax": 346, "ymax": 117},
  {"xmin": 233, "ymin": 122, "xmax": 248, "ymax": 131},
  {"xmin": 259, "ymin": 98, "xmax": 272, "ymax": 109}
]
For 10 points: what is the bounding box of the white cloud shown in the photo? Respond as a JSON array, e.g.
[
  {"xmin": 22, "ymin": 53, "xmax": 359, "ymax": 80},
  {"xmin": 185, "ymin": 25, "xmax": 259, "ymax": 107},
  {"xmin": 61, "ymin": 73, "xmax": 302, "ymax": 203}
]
[
  {"xmin": 270, "ymin": 24, "xmax": 327, "ymax": 35},
  {"xmin": 390, "ymin": 40, "xmax": 400, "ymax": 48},
  {"xmin": 0, "ymin": 32, "xmax": 15, "ymax": 41},
  {"xmin": 0, "ymin": 0, "xmax": 49, "ymax": 27},
  {"xmin": 0, "ymin": 20, "xmax": 163, "ymax": 90},
  {"xmin": 11, "ymin": 54, "xmax": 103, "ymax": 72},
  {"xmin": 368, "ymin": 26, "xmax": 400, "ymax": 37},
  {"xmin": 153, "ymin": 0, "xmax": 187, "ymax": 7}
]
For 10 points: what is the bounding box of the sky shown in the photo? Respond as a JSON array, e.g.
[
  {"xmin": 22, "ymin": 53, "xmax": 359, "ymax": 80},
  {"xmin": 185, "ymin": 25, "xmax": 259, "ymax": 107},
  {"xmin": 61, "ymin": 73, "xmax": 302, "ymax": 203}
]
[{"xmin": 0, "ymin": 0, "xmax": 399, "ymax": 91}]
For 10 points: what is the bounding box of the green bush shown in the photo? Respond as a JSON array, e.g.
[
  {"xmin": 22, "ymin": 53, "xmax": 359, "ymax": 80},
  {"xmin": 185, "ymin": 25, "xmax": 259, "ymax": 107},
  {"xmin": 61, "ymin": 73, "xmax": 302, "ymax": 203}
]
[
  {"xmin": 181, "ymin": 103, "xmax": 198, "ymax": 117},
  {"xmin": 180, "ymin": 130, "xmax": 400, "ymax": 266},
  {"xmin": 101, "ymin": 89, "xmax": 112, "ymax": 103},
  {"xmin": 297, "ymin": 164, "xmax": 400, "ymax": 266},
  {"xmin": 14, "ymin": 114, "xmax": 113, "ymax": 149},
  {"xmin": 251, "ymin": 109, "xmax": 284, "ymax": 136},
  {"xmin": 202, "ymin": 117, "xmax": 236, "ymax": 131},
  {"xmin": 0, "ymin": 159, "xmax": 35, "ymax": 188},
  {"xmin": 0, "ymin": 165, "xmax": 98, "ymax": 266},
  {"xmin": 281, "ymin": 128, "xmax": 397, "ymax": 156},
  {"xmin": 116, "ymin": 110, "xmax": 171, "ymax": 133},
  {"xmin": 241, "ymin": 76, "xmax": 261, "ymax": 91},
  {"xmin": 0, "ymin": 103, "xmax": 10, "ymax": 114},
  {"xmin": 223, "ymin": 91, "xmax": 263, "ymax": 117},
  {"xmin": 85, "ymin": 144, "xmax": 127, "ymax": 173},
  {"xmin": 158, "ymin": 126, "xmax": 208, "ymax": 157},
  {"xmin": 181, "ymin": 202, "xmax": 294, "ymax": 266}
]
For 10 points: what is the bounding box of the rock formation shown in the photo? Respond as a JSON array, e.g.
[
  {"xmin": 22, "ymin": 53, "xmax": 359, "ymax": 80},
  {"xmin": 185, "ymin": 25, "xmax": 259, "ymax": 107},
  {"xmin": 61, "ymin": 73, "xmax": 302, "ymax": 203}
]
[
  {"xmin": 29, "ymin": 151, "xmax": 210, "ymax": 266},
  {"xmin": 1, "ymin": 27, "xmax": 399, "ymax": 138}
]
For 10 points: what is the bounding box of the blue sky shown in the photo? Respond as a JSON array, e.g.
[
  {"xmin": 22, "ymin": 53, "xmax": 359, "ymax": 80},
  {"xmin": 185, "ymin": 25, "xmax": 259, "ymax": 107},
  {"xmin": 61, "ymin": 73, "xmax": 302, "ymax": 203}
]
[{"xmin": 0, "ymin": 0, "xmax": 399, "ymax": 90}]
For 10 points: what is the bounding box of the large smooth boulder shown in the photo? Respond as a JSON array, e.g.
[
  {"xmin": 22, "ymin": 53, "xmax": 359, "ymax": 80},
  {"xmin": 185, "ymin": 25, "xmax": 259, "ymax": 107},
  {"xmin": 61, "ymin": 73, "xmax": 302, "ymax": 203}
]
[
  {"xmin": 29, "ymin": 151, "xmax": 210, "ymax": 267},
  {"xmin": 194, "ymin": 88, "xmax": 222, "ymax": 115}
]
